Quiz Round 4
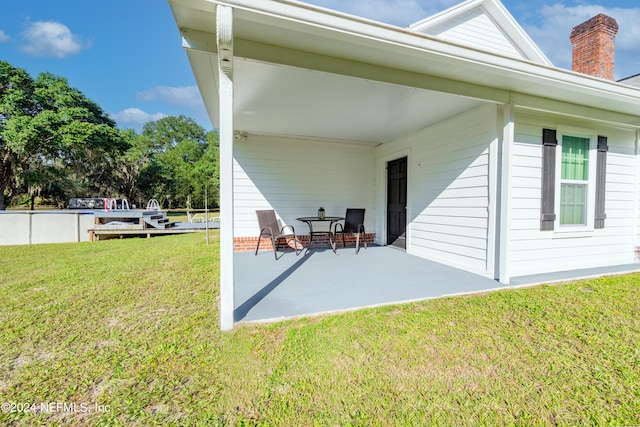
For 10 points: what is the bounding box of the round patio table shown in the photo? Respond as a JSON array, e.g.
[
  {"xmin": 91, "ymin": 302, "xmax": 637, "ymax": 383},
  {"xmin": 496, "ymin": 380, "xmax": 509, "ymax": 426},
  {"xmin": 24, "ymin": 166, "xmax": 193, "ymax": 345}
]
[{"xmin": 296, "ymin": 216, "xmax": 344, "ymax": 254}]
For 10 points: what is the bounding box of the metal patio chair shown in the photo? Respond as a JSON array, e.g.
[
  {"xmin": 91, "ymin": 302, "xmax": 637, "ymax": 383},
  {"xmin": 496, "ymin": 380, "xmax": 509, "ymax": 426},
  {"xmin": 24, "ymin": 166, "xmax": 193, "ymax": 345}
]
[
  {"xmin": 332, "ymin": 208, "xmax": 366, "ymax": 254},
  {"xmin": 255, "ymin": 209, "xmax": 301, "ymax": 260}
]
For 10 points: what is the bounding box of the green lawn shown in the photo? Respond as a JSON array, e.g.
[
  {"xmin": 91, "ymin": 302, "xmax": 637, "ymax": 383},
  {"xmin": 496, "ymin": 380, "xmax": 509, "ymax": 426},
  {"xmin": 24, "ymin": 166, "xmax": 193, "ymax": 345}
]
[{"xmin": 0, "ymin": 233, "xmax": 638, "ymax": 426}]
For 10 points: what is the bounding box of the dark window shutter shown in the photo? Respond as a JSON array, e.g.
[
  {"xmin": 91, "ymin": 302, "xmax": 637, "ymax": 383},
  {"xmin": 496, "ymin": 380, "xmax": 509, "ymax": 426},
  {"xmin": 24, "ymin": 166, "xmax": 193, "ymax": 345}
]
[
  {"xmin": 540, "ymin": 128, "xmax": 557, "ymax": 231},
  {"xmin": 594, "ymin": 135, "xmax": 608, "ymax": 229}
]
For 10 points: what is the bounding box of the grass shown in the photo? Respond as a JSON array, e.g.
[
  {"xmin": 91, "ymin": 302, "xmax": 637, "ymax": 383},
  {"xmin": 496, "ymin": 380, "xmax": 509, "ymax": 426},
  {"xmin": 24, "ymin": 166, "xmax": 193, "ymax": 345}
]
[
  {"xmin": 0, "ymin": 233, "xmax": 639, "ymax": 426},
  {"xmin": 166, "ymin": 211, "xmax": 189, "ymax": 222},
  {"xmin": 167, "ymin": 211, "xmax": 219, "ymax": 223}
]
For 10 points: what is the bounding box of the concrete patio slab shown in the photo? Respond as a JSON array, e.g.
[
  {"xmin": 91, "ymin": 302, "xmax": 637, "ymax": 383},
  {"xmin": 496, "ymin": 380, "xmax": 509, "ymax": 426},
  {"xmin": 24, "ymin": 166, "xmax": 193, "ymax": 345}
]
[{"xmin": 234, "ymin": 246, "xmax": 640, "ymax": 324}]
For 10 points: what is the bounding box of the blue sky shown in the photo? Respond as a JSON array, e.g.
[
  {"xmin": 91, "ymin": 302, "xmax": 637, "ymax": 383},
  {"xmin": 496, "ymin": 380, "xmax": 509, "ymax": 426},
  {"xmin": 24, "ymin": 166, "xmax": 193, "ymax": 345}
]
[{"xmin": 1, "ymin": 0, "xmax": 638, "ymax": 133}]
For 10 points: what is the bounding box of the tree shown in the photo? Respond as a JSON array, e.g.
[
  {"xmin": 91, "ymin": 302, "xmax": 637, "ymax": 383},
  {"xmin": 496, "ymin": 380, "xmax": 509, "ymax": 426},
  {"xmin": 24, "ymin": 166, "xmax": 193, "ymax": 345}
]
[
  {"xmin": 113, "ymin": 129, "xmax": 153, "ymax": 208},
  {"xmin": 198, "ymin": 130, "xmax": 219, "ymax": 206},
  {"xmin": 0, "ymin": 62, "xmax": 34, "ymax": 210},
  {"xmin": 141, "ymin": 115, "xmax": 205, "ymax": 152},
  {"xmin": 136, "ymin": 115, "xmax": 218, "ymax": 208},
  {"xmin": 1, "ymin": 61, "xmax": 219, "ymax": 210},
  {"xmin": 0, "ymin": 61, "xmax": 126, "ymax": 209}
]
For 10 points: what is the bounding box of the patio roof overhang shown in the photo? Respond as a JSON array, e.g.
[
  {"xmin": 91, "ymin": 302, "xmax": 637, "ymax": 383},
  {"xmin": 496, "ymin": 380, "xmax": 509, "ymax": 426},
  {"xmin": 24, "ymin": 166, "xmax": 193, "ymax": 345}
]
[{"xmin": 169, "ymin": 0, "xmax": 640, "ymax": 143}]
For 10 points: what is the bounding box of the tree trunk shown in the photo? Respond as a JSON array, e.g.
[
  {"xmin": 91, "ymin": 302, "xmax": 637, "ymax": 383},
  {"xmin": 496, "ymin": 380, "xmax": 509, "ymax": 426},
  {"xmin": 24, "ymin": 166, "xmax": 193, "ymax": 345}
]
[
  {"xmin": 0, "ymin": 156, "xmax": 13, "ymax": 210},
  {"xmin": 0, "ymin": 174, "xmax": 8, "ymax": 210}
]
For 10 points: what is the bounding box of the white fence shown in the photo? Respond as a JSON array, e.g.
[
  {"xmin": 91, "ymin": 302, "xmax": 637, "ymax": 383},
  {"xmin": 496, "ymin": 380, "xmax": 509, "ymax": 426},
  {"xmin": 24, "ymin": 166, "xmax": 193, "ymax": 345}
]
[{"xmin": 0, "ymin": 211, "xmax": 95, "ymax": 246}]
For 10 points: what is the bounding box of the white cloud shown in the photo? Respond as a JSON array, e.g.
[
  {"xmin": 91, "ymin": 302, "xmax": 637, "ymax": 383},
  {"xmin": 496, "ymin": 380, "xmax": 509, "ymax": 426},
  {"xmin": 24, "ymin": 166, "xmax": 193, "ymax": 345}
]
[
  {"xmin": 0, "ymin": 30, "xmax": 9, "ymax": 42},
  {"xmin": 522, "ymin": 4, "xmax": 640, "ymax": 80},
  {"xmin": 19, "ymin": 21, "xmax": 89, "ymax": 58},
  {"xmin": 109, "ymin": 86, "xmax": 211, "ymax": 132},
  {"xmin": 609, "ymin": 8, "xmax": 640, "ymax": 52},
  {"xmin": 111, "ymin": 108, "xmax": 167, "ymax": 131},
  {"xmin": 136, "ymin": 85, "xmax": 205, "ymax": 111},
  {"xmin": 136, "ymin": 85, "xmax": 208, "ymax": 123}
]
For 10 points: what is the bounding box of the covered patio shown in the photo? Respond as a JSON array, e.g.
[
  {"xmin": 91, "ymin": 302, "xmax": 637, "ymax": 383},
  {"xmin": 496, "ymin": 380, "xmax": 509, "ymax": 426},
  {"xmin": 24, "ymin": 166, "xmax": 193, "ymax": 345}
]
[
  {"xmin": 169, "ymin": 0, "xmax": 640, "ymax": 329},
  {"xmin": 235, "ymin": 246, "xmax": 640, "ymax": 323},
  {"xmin": 170, "ymin": 0, "xmax": 508, "ymax": 329}
]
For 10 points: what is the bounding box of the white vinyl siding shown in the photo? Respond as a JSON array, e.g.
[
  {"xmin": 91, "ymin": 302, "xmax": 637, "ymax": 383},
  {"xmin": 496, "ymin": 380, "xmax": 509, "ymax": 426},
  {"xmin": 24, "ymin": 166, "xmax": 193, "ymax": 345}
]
[
  {"xmin": 423, "ymin": 9, "xmax": 525, "ymax": 59},
  {"xmin": 378, "ymin": 104, "xmax": 496, "ymax": 277},
  {"xmin": 509, "ymin": 113, "xmax": 638, "ymax": 277},
  {"xmin": 233, "ymin": 135, "xmax": 376, "ymax": 237}
]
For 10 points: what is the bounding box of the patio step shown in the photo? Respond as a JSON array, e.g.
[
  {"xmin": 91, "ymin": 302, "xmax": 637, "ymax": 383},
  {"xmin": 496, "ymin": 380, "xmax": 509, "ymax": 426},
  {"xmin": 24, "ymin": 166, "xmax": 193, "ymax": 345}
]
[{"xmin": 143, "ymin": 215, "xmax": 176, "ymax": 229}]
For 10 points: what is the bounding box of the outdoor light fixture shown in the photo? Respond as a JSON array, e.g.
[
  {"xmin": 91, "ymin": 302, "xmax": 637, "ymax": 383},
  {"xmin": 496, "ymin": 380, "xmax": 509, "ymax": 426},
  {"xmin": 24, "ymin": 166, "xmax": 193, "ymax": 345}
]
[{"xmin": 233, "ymin": 131, "xmax": 248, "ymax": 141}]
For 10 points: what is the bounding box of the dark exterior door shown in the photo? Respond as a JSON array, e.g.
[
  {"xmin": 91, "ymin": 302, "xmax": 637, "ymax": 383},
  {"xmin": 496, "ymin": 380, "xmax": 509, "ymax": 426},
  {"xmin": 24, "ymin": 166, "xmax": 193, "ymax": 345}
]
[{"xmin": 387, "ymin": 157, "xmax": 407, "ymax": 249}]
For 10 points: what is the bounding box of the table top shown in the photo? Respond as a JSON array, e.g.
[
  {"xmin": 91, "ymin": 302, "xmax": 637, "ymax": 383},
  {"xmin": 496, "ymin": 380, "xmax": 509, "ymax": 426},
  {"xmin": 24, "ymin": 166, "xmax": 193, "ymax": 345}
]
[{"xmin": 296, "ymin": 216, "xmax": 344, "ymax": 222}]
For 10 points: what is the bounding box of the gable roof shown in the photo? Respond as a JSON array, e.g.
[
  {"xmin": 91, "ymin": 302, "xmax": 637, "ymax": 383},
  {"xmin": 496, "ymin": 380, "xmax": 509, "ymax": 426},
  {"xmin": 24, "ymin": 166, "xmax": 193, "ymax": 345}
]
[{"xmin": 409, "ymin": 0, "xmax": 552, "ymax": 66}]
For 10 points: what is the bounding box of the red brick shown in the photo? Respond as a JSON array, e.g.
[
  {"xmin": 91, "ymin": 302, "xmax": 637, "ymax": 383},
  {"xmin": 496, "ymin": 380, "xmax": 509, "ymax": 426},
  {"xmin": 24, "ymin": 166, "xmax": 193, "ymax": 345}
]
[
  {"xmin": 570, "ymin": 14, "xmax": 618, "ymax": 80},
  {"xmin": 235, "ymin": 233, "xmax": 376, "ymax": 252}
]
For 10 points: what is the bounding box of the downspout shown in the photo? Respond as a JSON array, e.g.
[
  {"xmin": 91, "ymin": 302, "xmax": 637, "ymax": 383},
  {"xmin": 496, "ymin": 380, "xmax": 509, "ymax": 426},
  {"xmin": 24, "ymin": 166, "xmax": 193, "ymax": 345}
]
[
  {"xmin": 217, "ymin": 5, "xmax": 235, "ymax": 331},
  {"xmin": 498, "ymin": 94, "xmax": 515, "ymax": 284}
]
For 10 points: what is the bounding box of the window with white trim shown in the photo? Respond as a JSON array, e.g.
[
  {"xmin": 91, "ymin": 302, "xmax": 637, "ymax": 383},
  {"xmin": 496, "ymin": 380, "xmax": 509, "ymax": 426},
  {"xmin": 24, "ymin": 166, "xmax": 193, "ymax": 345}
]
[{"xmin": 559, "ymin": 135, "xmax": 590, "ymax": 226}]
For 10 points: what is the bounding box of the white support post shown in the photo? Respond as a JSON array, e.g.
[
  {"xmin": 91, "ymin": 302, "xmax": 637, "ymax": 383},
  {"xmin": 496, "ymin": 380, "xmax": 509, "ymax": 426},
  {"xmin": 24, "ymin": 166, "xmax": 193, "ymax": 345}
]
[
  {"xmin": 217, "ymin": 5, "xmax": 235, "ymax": 331},
  {"xmin": 632, "ymin": 130, "xmax": 640, "ymax": 258},
  {"xmin": 486, "ymin": 105, "xmax": 499, "ymax": 279},
  {"xmin": 498, "ymin": 96, "xmax": 515, "ymax": 284}
]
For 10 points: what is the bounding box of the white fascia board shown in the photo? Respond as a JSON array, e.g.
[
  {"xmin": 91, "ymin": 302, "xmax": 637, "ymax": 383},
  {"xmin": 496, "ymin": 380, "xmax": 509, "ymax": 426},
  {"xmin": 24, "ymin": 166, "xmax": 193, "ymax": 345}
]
[
  {"xmin": 169, "ymin": 0, "xmax": 217, "ymax": 15},
  {"xmin": 171, "ymin": 0, "xmax": 640, "ymax": 122}
]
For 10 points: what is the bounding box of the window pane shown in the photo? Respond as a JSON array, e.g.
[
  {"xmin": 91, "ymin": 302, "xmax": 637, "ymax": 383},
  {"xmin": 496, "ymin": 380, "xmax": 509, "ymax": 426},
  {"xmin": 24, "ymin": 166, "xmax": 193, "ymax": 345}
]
[
  {"xmin": 560, "ymin": 183, "xmax": 587, "ymax": 225},
  {"xmin": 562, "ymin": 136, "xmax": 589, "ymax": 181}
]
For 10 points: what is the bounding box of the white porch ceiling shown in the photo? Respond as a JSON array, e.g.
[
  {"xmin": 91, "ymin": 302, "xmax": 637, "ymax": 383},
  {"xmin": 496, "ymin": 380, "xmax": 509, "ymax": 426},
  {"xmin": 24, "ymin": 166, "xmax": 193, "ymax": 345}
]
[{"xmin": 231, "ymin": 59, "xmax": 483, "ymax": 144}]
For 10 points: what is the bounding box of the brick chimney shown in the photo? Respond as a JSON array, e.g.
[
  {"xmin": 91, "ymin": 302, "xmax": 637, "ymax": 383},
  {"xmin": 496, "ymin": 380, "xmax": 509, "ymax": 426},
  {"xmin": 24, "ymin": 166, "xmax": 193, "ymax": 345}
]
[{"xmin": 570, "ymin": 14, "xmax": 618, "ymax": 80}]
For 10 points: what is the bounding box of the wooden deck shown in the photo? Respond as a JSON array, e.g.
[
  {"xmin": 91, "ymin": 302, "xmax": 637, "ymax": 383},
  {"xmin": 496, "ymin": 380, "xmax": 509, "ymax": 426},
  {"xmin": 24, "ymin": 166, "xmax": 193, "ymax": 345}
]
[
  {"xmin": 89, "ymin": 210, "xmax": 218, "ymax": 240},
  {"xmin": 90, "ymin": 227, "xmax": 200, "ymax": 240}
]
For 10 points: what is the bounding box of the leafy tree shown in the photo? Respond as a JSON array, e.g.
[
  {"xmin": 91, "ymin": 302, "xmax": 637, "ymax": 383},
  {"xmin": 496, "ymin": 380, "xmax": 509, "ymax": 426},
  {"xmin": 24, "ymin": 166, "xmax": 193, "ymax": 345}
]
[
  {"xmin": 0, "ymin": 61, "xmax": 126, "ymax": 209},
  {"xmin": 1, "ymin": 62, "xmax": 219, "ymax": 210},
  {"xmin": 113, "ymin": 129, "xmax": 153, "ymax": 208},
  {"xmin": 0, "ymin": 62, "xmax": 34, "ymax": 210},
  {"xmin": 141, "ymin": 115, "xmax": 205, "ymax": 152},
  {"xmin": 198, "ymin": 130, "xmax": 219, "ymax": 206},
  {"xmin": 136, "ymin": 115, "xmax": 218, "ymax": 209}
]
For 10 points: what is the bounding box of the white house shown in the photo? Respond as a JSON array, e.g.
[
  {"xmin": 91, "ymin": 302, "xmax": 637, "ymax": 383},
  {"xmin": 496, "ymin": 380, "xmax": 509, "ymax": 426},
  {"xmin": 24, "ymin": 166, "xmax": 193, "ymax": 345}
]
[{"xmin": 169, "ymin": 0, "xmax": 640, "ymax": 329}]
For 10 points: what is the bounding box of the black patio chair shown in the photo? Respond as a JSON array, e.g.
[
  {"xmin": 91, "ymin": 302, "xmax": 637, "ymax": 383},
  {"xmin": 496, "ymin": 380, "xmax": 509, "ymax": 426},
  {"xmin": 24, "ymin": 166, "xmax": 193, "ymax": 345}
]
[
  {"xmin": 332, "ymin": 208, "xmax": 366, "ymax": 254},
  {"xmin": 255, "ymin": 209, "xmax": 301, "ymax": 260}
]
